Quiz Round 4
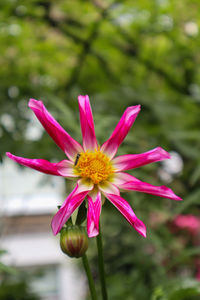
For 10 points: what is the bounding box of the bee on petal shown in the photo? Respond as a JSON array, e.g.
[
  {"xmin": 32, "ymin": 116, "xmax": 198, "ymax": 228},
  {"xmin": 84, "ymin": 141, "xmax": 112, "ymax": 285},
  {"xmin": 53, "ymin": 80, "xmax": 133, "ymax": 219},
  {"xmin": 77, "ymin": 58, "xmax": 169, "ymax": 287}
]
[{"xmin": 74, "ymin": 153, "xmax": 81, "ymax": 166}]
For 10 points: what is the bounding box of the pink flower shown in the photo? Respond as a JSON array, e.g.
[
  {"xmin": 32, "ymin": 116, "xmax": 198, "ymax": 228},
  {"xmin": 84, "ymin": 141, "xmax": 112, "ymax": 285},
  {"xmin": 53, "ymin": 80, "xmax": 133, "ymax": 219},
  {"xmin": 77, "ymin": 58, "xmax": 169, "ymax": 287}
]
[
  {"xmin": 6, "ymin": 96, "xmax": 182, "ymax": 238},
  {"xmin": 196, "ymin": 259, "xmax": 200, "ymax": 281},
  {"xmin": 173, "ymin": 215, "xmax": 200, "ymax": 235},
  {"xmin": 196, "ymin": 267, "xmax": 200, "ymax": 281}
]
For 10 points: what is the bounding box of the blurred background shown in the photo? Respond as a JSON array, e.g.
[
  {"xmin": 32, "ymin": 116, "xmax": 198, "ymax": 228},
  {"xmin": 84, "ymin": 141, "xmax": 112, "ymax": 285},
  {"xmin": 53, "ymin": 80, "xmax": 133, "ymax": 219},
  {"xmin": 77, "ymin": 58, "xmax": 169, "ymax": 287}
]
[{"xmin": 0, "ymin": 0, "xmax": 200, "ymax": 299}]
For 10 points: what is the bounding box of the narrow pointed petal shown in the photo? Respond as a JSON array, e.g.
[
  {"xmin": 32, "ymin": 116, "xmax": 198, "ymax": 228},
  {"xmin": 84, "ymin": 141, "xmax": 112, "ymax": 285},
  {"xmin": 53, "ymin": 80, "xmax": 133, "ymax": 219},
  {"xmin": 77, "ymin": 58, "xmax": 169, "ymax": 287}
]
[
  {"xmin": 6, "ymin": 152, "xmax": 77, "ymax": 177},
  {"xmin": 87, "ymin": 192, "xmax": 101, "ymax": 238},
  {"xmin": 101, "ymin": 105, "xmax": 141, "ymax": 159},
  {"xmin": 51, "ymin": 179, "xmax": 94, "ymax": 235},
  {"xmin": 113, "ymin": 172, "xmax": 182, "ymax": 201},
  {"xmin": 105, "ymin": 193, "xmax": 146, "ymax": 237},
  {"xmin": 78, "ymin": 95, "xmax": 98, "ymax": 151},
  {"xmin": 112, "ymin": 147, "xmax": 170, "ymax": 172},
  {"xmin": 29, "ymin": 99, "xmax": 83, "ymax": 161},
  {"xmin": 51, "ymin": 185, "xmax": 79, "ymax": 235}
]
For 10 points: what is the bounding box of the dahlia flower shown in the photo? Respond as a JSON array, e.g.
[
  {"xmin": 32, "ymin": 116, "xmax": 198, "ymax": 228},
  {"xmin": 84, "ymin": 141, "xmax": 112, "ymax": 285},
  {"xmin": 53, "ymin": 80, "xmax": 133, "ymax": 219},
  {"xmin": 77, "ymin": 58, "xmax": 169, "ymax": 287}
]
[{"xmin": 6, "ymin": 96, "xmax": 182, "ymax": 238}]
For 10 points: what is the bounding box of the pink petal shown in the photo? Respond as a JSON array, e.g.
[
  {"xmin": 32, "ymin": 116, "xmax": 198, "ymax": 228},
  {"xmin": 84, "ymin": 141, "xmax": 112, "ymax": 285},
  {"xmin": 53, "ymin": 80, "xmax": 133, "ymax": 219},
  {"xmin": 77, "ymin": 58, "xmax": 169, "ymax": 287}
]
[
  {"xmin": 29, "ymin": 99, "xmax": 83, "ymax": 161},
  {"xmin": 78, "ymin": 95, "xmax": 98, "ymax": 151},
  {"xmin": 113, "ymin": 172, "xmax": 182, "ymax": 201},
  {"xmin": 101, "ymin": 105, "xmax": 141, "ymax": 159},
  {"xmin": 112, "ymin": 147, "xmax": 170, "ymax": 172},
  {"xmin": 6, "ymin": 152, "xmax": 77, "ymax": 177},
  {"xmin": 87, "ymin": 192, "xmax": 101, "ymax": 238},
  {"xmin": 51, "ymin": 179, "xmax": 94, "ymax": 235},
  {"xmin": 105, "ymin": 193, "xmax": 146, "ymax": 237}
]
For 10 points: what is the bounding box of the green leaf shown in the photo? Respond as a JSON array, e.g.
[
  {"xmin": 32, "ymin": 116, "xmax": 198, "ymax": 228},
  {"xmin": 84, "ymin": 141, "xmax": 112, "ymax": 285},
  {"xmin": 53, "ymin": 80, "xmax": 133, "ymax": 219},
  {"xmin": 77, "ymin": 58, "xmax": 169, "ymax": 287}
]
[{"xmin": 0, "ymin": 262, "xmax": 18, "ymax": 275}]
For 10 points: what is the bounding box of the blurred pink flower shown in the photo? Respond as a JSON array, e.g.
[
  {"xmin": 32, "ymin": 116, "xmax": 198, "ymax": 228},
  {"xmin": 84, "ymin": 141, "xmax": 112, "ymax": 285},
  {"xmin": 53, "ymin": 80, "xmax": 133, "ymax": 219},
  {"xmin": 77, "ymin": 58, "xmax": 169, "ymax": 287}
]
[
  {"xmin": 174, "ymin": 215, "xmax": 200, "ymax": 235},
  {"xmin": 196, "ymin": 259, "xmax": 200, "ymax": 281},
  {"xmin": 6, "ymin": 96, "xmax": 182, "ymax": 238},
  {"xmin": 196, "ymin": 269, "xmax": 200, "ymax": 281}
]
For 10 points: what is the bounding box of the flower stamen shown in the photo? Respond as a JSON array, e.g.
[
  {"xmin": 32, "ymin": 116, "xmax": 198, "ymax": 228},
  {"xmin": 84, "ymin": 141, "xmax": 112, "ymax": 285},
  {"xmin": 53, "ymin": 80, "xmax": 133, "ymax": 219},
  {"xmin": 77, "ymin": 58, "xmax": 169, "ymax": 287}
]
[{"xmin": 74, "ymin": 149, "xmax": 114, "ymax": 184}]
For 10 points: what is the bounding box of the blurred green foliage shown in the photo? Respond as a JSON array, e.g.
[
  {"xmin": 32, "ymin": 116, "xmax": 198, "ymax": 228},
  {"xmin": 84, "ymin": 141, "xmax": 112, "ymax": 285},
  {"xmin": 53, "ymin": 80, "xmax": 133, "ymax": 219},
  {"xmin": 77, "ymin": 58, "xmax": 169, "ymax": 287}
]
[
  {"xmin": 0, "ymin": 280, "xmax": 40, "ymax": 300},
  {"xmin": 0, "ymin": 251, "xmax": 40, "ymax": 300},
  {"xmin": 0, "ymin": 0, "xmax": 200, "ymax": 299},
  {"xmin": 0, "ymin": 250, "xmax": 18, "ymax": 275}
]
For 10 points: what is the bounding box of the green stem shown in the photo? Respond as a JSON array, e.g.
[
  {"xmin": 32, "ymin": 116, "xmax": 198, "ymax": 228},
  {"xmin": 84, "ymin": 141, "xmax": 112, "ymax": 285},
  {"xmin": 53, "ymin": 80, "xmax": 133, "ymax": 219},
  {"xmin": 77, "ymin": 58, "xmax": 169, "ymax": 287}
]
[
  {"xmin": 96, "ymin": 221, "xmax": 108, "ymax": 300},
  {"xmin": 82, "ymin": 254, "xmax": 97, "ymax": 300}
]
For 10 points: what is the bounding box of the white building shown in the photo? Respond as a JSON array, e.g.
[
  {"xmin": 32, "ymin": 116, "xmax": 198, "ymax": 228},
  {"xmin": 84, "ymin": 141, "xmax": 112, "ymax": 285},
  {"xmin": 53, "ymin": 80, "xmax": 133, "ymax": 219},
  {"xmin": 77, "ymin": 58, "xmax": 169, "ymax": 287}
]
[{"xmin": 0, "ymin": 158, "xmax": 87, "ymax": 300}]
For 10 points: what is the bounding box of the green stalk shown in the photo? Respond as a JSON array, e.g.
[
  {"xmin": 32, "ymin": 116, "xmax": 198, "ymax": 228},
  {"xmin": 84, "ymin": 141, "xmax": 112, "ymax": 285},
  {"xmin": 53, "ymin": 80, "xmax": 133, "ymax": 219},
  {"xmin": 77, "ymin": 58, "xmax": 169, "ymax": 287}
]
[
  {"xmin": 96, "ymin": 221, "xmax": 108, "ymax": 300},
  {"xmin": 82, "ymin": 254, "xmax": 97, "ymax": 300}
]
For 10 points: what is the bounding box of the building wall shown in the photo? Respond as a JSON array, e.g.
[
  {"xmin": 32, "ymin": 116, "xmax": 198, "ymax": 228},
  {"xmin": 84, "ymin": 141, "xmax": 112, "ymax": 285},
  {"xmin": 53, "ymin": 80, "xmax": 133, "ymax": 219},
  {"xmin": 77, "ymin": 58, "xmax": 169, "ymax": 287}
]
[{"xmin": 0, "ymin": 158, "xmax": 87, "ymax": 300}]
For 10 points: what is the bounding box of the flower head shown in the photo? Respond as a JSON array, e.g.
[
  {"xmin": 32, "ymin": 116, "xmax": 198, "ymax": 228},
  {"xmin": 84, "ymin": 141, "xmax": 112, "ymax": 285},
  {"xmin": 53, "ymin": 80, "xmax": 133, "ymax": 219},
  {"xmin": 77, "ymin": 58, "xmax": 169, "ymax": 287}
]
[{"xmin": 6, "ymin": 95, "xmax": 182, "ymax": 238}]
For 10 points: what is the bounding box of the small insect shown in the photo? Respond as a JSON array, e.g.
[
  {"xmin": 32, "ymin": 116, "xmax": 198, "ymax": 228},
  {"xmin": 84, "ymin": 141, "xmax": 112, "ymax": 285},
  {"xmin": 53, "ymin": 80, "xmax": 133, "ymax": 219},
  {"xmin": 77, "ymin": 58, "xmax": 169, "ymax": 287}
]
[{"xmin": 74, "ymin": 153, "xmax": 81, "ymax": 166}]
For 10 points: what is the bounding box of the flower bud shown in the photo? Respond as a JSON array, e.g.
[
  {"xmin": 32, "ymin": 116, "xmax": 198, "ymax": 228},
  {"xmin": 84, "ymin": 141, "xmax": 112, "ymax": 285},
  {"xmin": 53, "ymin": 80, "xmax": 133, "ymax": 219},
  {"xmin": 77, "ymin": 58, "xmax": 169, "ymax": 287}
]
[{"xmin": 60, "ymin": 225, "xmax": 88, "ymax": 258}]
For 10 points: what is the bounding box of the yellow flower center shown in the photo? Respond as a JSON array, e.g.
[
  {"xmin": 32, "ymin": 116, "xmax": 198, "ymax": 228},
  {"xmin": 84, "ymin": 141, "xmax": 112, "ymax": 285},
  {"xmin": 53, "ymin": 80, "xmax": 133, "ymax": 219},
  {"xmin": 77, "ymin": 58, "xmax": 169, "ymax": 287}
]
[{"xmin": 74, "ymin": 149, "xmax": 114, "ymax": 184}]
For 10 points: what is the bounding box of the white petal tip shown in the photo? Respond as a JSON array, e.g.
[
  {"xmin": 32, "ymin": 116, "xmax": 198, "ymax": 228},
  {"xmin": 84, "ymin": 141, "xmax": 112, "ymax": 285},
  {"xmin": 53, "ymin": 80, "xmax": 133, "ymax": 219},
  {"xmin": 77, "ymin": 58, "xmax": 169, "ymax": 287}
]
[
  {"xmin": 88, "ymin": 231, "xmax": 99, "ymax": 238},
  {"xmin": 78, "ymin": 95, "xmax": 89, "ymax": 103},
  {"xmin": 127, "ymin": 104, "xmax": 141, "ymax": 114},
  {"xmin": 28, "ymin": 98, "xmax": 36, "ymax": 105},
  {"xmin": 134, "ymin": 104, "xmax": 141, "ymax": 111},
  {"xmin": 28, "ymin": 98, "xmax": 41, "ymax": 109},
  {"xmin": 143, "ymin": 232, "xmax": 147, "ymax": 238},
  {"xmin": 139, "ymin": 229, "xmax": 147, "ymax": 238}
]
